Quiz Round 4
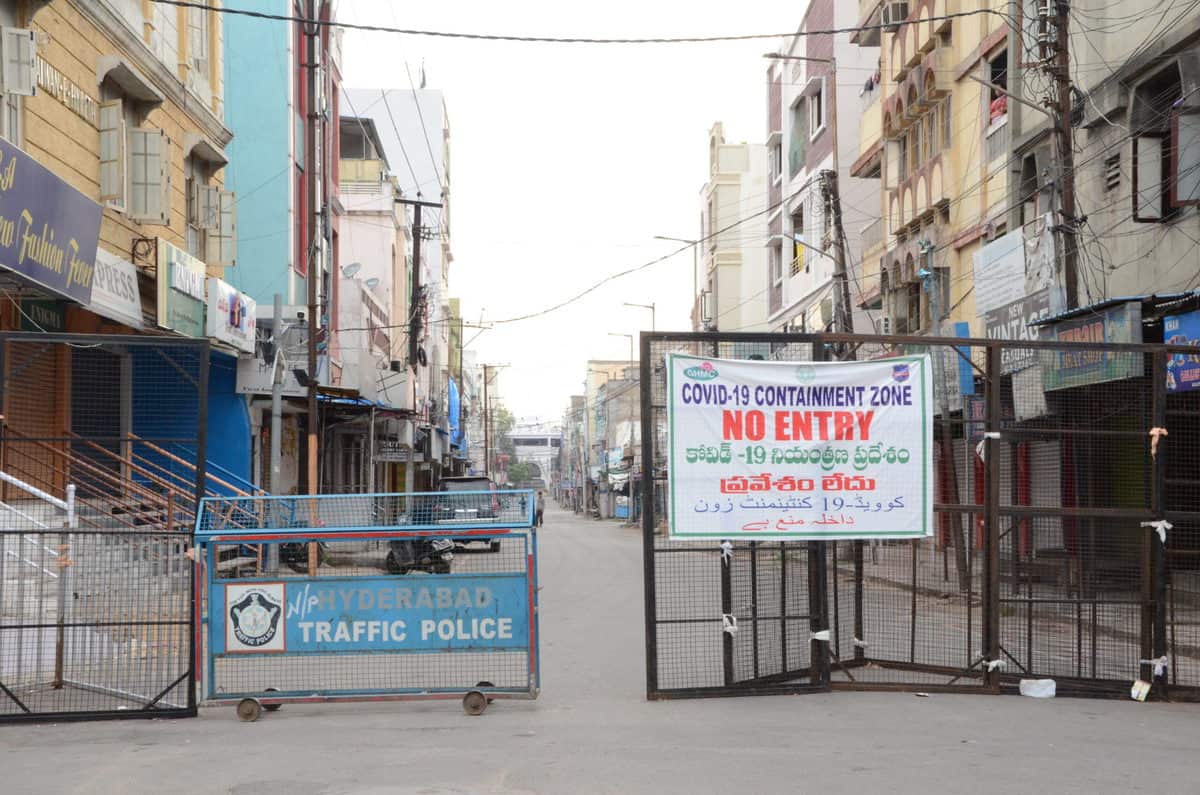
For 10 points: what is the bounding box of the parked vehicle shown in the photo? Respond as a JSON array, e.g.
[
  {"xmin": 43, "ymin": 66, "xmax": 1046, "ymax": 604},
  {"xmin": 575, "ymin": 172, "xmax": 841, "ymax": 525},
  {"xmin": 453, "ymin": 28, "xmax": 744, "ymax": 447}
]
[
  {"xmin": 386, "ymin": 536, "xmax": 454, "ymax": 575},
  {"xmin": 435, "ymin": 476, "xmax": 502, "ymax": 552}
]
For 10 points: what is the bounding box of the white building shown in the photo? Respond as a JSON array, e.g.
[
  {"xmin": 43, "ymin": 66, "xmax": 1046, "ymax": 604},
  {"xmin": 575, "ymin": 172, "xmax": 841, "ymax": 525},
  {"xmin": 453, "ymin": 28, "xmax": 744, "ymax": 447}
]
[
  {"xmin": 344, "ymin": 85, "xmax": 454, "ymax": 481},
  {"xmin": 508, "ymin": 419, "xmax": 563, "ymax": 487},
  {"xmin": 766, "ymin": 0, "xmax": 880, "ymax": 334},
  {"xmin": 696, "ymin": 122, "xmax": 770, "ymax": 332},
  {"xmin": 337, "ymin": 115, "xmax": 411, "ymax": 409}
]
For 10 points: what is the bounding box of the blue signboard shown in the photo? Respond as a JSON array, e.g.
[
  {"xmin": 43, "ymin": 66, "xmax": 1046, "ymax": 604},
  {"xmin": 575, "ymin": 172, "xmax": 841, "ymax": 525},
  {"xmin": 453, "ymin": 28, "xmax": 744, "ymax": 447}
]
[
  {"xmin": 1042, "ymin": 301, "xmax": 1142, "ymax": 391},
  {"xmin": 0, "ymin": 137, "xmax": 101, "ymax": 304},
  {"xmin": 1165, "ymin": 310, "xmax": 1200, "ymax": 392},
  {"xmin": 211, "ymin": 574, "xmax": 530, "ymax": 655}
]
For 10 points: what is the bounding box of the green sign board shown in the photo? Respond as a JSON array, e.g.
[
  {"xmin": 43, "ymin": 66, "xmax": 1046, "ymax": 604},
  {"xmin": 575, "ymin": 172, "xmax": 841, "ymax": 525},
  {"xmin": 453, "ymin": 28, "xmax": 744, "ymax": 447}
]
[{"xmin": 19, "ymin": 299, "xmax": 65, "ymax": 332}]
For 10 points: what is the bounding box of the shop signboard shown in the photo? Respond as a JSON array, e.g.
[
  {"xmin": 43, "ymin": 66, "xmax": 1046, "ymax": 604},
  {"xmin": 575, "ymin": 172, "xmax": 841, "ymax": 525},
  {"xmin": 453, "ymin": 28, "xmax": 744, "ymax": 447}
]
[
  {"xmin": 0, "ymin": 137, "xmax": 101, "ymax": 304},
  {"xmin": 1041, "ymin": 302, "xmax": 1142, "ymax": 392},
  {"xmin": 206, "ymin": 277, "xmax": 256, "ymax": 353},
  {"xmin": 1164, "ymin": 310, "xmax": 1200, "ymax": 393},
  {"xmin": 156, "ymin": 239, "xmax": 205, "ymax": 337},
  {"xmin": 985, "ymin": 290, "xmax": 1051, "ymax": 374},
  {"xmin": 666, "ymin": 354, "xmax": 934, "ymax": 540},
  {"xmin": 89, "ymin": 249, "xmax": 144, "ymax": 329},
  {"xmin": 19, "ymin": 299, "xmax": 64, "ymax": 332}
]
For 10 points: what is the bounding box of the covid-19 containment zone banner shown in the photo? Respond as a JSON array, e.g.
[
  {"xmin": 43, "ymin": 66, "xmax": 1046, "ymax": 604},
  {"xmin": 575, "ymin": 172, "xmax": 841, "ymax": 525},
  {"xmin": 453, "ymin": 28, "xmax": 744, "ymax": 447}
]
[{"xmin": 667, "ymin": 354, "xmax": 934, "ymax": 540}]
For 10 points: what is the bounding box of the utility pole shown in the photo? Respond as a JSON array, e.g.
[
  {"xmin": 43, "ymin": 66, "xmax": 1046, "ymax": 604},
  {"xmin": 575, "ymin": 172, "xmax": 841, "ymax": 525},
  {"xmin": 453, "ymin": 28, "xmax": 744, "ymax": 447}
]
[
  {"xmin": 482, "ymin": 364, "xmax": 491, "ymax": 478},
  {"xmin": 268, "ymin": 293, "xmax": 283, "ymax": 574},
  {"xmin": 1052, "ymin": 0, "xmax": 1080, "ymax": 310},
  {"xmin": 822, "ymin": 170, "xmax": 854, "ymax": 336},
  {"xmin": 395, "ymin": 198, "xmax": 444, "ymax": 369},
  {"xmin": 920, "ymin": 242, "xmax": 969, "ymax": 593},
  {"xmin": 304, "ymin": 0, "xmax": 321, "ymax": 576}
]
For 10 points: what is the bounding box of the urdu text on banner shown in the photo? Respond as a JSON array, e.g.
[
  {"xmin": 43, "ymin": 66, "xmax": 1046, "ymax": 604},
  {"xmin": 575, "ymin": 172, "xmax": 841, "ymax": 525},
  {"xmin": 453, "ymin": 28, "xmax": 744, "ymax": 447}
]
[{"xmin": 667, "ymin": 354, "xmax": 934, "ymax": 541}]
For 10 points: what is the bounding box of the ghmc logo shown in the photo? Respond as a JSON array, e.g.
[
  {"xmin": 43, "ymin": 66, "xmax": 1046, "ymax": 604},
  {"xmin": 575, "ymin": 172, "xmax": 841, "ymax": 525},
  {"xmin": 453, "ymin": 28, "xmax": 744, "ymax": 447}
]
[{"xmin": 683, "ymin": 361, "xmax": 719, "ymax": 381}]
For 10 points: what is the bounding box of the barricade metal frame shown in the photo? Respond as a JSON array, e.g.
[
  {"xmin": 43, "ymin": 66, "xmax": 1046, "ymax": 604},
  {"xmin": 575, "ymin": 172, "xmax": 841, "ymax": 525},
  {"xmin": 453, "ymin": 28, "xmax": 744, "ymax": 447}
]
[
  {"xmin": 641, "ymin": 331, "xmax": 1200, "ymax": 702},
  {"xmin": 195, "ymin": 491, "xmax": 539, "ymax": 719}
]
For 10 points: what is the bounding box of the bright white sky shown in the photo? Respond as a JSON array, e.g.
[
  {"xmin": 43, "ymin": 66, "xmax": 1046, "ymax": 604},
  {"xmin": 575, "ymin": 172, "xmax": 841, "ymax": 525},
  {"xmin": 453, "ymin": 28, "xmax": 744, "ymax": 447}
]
[{"xmin": 339, "ymin": 0, "xmax": 792, "ymax": 419}]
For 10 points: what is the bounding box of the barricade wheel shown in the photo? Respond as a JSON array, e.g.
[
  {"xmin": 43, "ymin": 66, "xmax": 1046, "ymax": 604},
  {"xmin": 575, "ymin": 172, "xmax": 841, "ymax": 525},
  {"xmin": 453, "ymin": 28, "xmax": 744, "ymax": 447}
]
[
  {"xmin": 263, "ymin": 687, "xmax": 282, "ymax": 712},
  {"xmin": 236, "ymin": 698, "xmax": 263, "ymax": 722},
  {"xmin": 462, "ymin": 690, "xmax": 488, "ymax": 716},
  {"xmin": 476, "ymin": 681, "xmax": 495, "ymax": 704}
]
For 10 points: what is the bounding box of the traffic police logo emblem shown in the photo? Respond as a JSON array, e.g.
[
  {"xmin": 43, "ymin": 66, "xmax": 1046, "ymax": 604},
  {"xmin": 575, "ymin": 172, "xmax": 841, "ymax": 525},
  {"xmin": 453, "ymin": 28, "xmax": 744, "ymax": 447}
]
[
  {"xmin": 892, "ymin": 363, "xmax": 910, "ymax": 383},
  {"xmin": 225, "ymin": 583, "xmax": 286, "ymax": 652}
]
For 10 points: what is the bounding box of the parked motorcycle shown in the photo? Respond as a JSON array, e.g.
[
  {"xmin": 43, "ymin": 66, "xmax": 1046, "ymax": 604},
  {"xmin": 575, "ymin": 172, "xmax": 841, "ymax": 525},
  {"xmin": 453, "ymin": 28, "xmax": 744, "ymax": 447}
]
[{"xmin": 386, "ymin": 536, "xmax": 454, "ymax": 575}]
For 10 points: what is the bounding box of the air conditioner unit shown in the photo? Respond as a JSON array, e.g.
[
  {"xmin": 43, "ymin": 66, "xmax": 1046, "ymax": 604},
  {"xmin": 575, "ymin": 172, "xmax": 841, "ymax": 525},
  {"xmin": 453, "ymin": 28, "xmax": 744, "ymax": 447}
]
[{"xmin": 882, "ymin": 0, "xmax": 909, "ymax": 31}]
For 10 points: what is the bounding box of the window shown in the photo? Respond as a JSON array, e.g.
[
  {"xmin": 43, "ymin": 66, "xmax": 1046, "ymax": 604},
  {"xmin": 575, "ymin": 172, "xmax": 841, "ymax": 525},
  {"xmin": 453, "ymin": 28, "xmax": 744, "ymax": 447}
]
[
  {"xmin": 769, "ymin": 141, "xmax": 783, "ymax": 182},
  {"xmin": 188, "ymin": 6, "xmax": 210, "ymax": 80},
  {"xmin": 1132, "ymin": 64, "xmax": 1185, "ymax": 222},
  {"xmin": 790, "ymin": 205, "xmax": 805, "ymax": 276},
  {"xmin": 808, "ymin": 80, "xmax": 825, "ymax": 139},
  {"xmin": 788, "ymin": 99, "xmax": 807, "ymax": 177},
  {"xmin": 0, "ymin": 26, "xmax": 35, "ymax": 145},
  {"xmin": 988, "ymin": 51, "xmax": 1008, "ymax": 125},
  {"xmin": 769, "ymin": 246, "xmax": 783, "ymax": 314},
  {"xmin": 1019, "ymin": 153, "xmax": 1040, "ymax": 225},
  {"xmin": 941, "ymin": 98, "xmax": 952, "ymax": 149},
  {"xmin": 1103, "ymin": 154, "xmax": 1121, "ymax": 193},
  {"xmin": 905, "ymin": 282, "xmax": 922, "ymax": 333},
  {"xmin": 897, "ymin": 135, "xmax": 909, "ymax": 181},
  {"xmin": 100, "ymin": 79, "xmax": 170, "ymax": 222}
]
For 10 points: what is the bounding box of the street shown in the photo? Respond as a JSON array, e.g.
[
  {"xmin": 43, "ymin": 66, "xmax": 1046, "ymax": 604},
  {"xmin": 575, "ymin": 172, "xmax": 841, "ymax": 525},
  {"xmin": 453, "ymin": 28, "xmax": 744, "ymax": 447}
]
[{"xmin": 3, "ymin": 503, "xmax": 1198, "ymax": 795}]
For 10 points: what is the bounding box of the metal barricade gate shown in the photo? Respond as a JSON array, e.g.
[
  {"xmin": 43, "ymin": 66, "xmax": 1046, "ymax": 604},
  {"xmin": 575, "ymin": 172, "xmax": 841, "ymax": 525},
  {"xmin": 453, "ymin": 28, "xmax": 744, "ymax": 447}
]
[
  {"xmin": 641, "ymin": 331, "xmax": 1200, "ymax": 702},
  {"xmin": 195, "ymin": 491, "xmax": 539, "ymax": 720}
]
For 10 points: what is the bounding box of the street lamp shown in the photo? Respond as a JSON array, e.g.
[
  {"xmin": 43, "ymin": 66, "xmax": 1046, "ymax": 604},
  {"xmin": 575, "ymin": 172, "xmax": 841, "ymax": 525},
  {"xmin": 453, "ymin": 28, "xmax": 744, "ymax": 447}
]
[
  {"xmin": 653, "ymin": 235, "xmax": 701, "ymax": 331},
  {"xmin": 607, "ymin": 332, "xmax": 634, "ymax": 377},
  {"xmin": 623, "ymin": 301, "xmax": 656, "ymax": 332}
]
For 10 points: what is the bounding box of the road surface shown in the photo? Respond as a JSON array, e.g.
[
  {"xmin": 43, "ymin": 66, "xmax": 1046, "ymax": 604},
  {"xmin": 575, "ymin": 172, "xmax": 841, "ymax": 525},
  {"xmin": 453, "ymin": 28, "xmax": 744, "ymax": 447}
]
[{"xmin": 2, "ymin": 503, "xmax": 1197, "ymax": 794}]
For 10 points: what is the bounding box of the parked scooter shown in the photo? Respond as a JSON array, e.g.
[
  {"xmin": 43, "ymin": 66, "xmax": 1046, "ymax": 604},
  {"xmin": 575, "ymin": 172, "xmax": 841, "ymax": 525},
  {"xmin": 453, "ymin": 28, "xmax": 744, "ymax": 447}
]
[{"xmin": 386, "ymin": 536, "xmax": 454, "ymax": 575}]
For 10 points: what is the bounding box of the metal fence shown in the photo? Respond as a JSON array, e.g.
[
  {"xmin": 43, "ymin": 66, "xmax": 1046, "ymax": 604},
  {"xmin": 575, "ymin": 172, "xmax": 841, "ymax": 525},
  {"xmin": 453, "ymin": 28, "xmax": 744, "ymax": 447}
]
[
  {"xmin": 196, "ymin": 491, "xmax": 538, "ymax": 720},
  {"xmin": 0, "ymin": 334, "xmax": 207, "ymax": 721},
  {"xmin": 641, "ymin": 331, "xmax": 1200, "ymax": 701}
]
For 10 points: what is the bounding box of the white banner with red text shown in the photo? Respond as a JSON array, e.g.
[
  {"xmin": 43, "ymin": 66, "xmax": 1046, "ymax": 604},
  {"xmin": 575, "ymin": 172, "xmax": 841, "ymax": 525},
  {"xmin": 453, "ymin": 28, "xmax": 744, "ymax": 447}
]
[{"xmin": 666, "ymin": 353, "xmax": 934, "ymax": 540}]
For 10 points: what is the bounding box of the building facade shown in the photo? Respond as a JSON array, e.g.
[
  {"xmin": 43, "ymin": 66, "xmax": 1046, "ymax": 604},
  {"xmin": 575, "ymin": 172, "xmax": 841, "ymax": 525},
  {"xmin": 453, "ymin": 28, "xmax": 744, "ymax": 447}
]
[
  {"xmin": 0, "ymin": 0, "xmax": 253, "ymax": 492},
  {"xmin": 852, "ymin": 0, "xmax": 1010, "ymax": 339},
  {"xmin": 769, "ymin": 0, "xmax": 880, "ymax": 336},
  {"xmin": 696, "ymin": 122, "xmax": 770, "ymax": 332}
]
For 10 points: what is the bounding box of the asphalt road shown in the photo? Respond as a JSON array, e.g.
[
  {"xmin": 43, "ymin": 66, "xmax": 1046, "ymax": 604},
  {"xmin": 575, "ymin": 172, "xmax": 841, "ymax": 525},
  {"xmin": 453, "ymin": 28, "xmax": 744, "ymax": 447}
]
[{"xmin": 3, "ymin": 503, "xmax": 1197, "ymax": 794}]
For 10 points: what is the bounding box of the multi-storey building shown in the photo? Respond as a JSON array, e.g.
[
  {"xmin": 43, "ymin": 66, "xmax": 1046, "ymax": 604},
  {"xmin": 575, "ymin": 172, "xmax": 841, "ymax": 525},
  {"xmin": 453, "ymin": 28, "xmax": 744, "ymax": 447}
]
[
  {"xmin": 225, "ymin": 0, "xmax": 342, "ymax": 493},
  {"xmin": 344, "ymin": 86, "xmax": 454, "ymax": 487},
  {"xmin": 852, "ymin": 0, "xmax": 1010, "ymax": 336},
  {"xmin": 1007, "ymin": 0, "xmax": 1200, "ymax": 308},
  {"xmin": 0, "ymin": 0, "xmax": 251, "ymax": 488},
  {"xmin": 695, "ymin": 122, "xmax": 769, "ymax": 332},
  {"xmin": 767, "ymin": 0, "xmax": 880, "ymax": 335}
]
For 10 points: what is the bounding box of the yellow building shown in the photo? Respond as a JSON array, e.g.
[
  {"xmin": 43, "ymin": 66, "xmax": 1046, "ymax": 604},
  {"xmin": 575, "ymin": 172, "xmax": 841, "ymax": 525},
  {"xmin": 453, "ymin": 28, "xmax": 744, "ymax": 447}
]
[
  {"xmin": 851, "ymin": 0, "xmax": 1011, "ymax": 334},
  {"xmin": 0, "ymin": 0, "xmax": 237, "ymax": 467}
]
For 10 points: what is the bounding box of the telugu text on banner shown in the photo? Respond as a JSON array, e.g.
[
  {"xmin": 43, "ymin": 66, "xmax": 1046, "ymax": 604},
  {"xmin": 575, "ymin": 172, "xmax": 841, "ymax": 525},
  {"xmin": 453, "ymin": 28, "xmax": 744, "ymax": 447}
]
[{"xmin": 667, "ymin": 354, "xmax": 934, "ymax": 540}]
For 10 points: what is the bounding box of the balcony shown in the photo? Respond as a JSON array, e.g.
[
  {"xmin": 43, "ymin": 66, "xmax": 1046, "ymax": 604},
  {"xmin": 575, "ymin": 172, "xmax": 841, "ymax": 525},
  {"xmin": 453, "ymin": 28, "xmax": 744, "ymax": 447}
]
[
  {"xmin": 852, "ymin": 0, "xmax": 883, "ymax": 46},
  {"xmin": 887, "ymin": 155, "xmax": 953, "ymax": 234}
]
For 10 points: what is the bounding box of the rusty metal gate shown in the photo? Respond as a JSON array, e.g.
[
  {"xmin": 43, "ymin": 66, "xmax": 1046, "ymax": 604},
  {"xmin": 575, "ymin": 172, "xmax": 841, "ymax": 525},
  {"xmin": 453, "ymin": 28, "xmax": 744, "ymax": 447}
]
[{"xmin": 641, "ymin": 331, "xmax": 1200, "ymax": 701}]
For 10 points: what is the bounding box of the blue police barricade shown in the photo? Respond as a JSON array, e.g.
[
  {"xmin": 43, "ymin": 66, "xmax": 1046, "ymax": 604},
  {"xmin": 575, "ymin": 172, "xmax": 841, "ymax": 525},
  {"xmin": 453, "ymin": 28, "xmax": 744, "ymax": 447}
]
[{"xmin": 194, "ymin": 490, "xmax": 538, "ymax": 720}]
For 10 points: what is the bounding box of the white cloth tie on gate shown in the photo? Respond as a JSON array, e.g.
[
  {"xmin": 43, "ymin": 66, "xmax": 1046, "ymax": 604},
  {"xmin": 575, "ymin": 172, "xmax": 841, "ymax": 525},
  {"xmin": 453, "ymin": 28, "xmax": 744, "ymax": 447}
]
[
  {"xmin": 853, "ymin": 637, "xmax": 868, "ymax": 648},
  {"xmin": 810, "ymin": 629, "xmax": 830, "ymax": 642},
  {"xmin": 1140, "ymin": 520, "xmax": 1173, "ymax": 544},
  {"xmin": 974, "ymin": 433, "xmax": 1000, "ymax": 462},
  {"xmin": 722, "ymin": 614, "xmax": 738, "ymax": 636},
  {"xmin": 1149, "ymin": 427, "xmax": 1168, "ymax": 459},
  {"xmin": 985, "ymin": 659, "xmax": 1006, "ymax": 672},
  {"xmin": 1140, "ymin": 656, "xmax": 1169, "ymax": 677},
  {"xmin": 720, "ymin": 540, "xmax": 733, "ymax": 566}
]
